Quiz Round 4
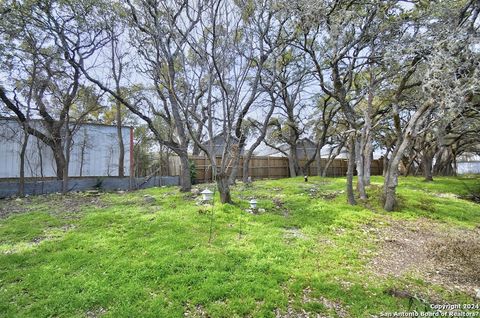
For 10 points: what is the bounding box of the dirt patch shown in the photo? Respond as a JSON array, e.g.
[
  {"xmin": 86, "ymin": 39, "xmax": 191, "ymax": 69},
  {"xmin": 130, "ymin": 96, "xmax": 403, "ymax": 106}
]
[
  {"xmin": 274, "ymin": 306, "xmax": 323, "ymax": 318},
  {"xmin": 368, "ymin": 218, "xmax": 480, "ymax": 298},
  {"xmin": 430, "ymin": 235, "xmax": 480, "ymax": 287},
  {"xmin": 315, "ymin": 190, "xmax": 344, "ymax": 200},
  {"xmin": 0, "ymin": 193, "xmax": 108, "ymax": 219},
  {"xmin": 0, "ymin": 198, "xmax": 36, "ymax": 218},
  {"xmin": 273, "ymin": 196, "xmax": 290, "ymax": 217},
  {"xmin": 284, "ymin": 227, "xmax": 307, "ymax": 240},
  {"xmin": 302, "ymin": 287, "xmax": 349, "ymax": 318},
  {"xmin": 274, "ymin": 287, "xmax": 349, "ymax": 318},
  {"xmin": 2, "ymin": 224, "xmax": 78, "ymax": 255},
  {"xmin": 433, "ymin": 192, "xmax": 459, "ymax": 199},
  {"xmin": 183, "ymin": 192, "xmax": 197, "ymax": 201},
  {"xmin": 184, "ymin": 302, "xmax": 208, "ymax": 318},
  {"xmin": 85, "ymin": 307, "xmax": 107, "ymax": 318}
]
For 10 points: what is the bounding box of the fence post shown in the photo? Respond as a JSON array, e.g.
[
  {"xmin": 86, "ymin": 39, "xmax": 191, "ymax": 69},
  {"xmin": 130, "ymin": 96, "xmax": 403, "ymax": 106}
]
[{"xmin": 267, "ymin": 157, "xmax": 270, "ymax": 179}]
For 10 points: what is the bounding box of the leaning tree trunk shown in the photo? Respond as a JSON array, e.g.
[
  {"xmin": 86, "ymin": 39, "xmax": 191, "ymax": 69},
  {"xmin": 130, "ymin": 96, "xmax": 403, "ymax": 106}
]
[
  {"xmin": 384, "ymin": 101, "xmax": 432, "ymax": 211},
  {"xmin": 302, "ymin": 143, "xmax": 322, "ymax": 177},
  {"xmin": 383, "ymin": 139, "xmax": 416, "ymax": 211},
  {"xmin": 322, "ymin": 145, "xmax": 342, "ymax": 177},
  {"xmin": 321, "ymin": 160, "xmax": 331, "ymax": 178},
  {"xmin": 384, "ymin": 144, "xmax": 410, "ymax": 211}
]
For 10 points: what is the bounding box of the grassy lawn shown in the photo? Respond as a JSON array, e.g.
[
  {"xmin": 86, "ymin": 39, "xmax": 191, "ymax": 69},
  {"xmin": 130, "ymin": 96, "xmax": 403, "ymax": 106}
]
[{"xmin": 0, "ymin": 176, "xmax": 479, "ymax": 317}]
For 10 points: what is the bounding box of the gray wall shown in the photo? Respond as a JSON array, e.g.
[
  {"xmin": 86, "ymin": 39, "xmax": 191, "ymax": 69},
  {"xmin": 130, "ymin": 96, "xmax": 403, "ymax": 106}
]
[
  {"xmin": 0, "ymin": 176, "xmax": 179, "ymax": 198},
  {"xmin": 457, "ymin": 161, "xmax": 480, "ymax": 174},
  {"xmin": 456, "ymin": 153, "xmax": 480, "ymax": 174},
  {"xmin": 0, "ymin": 119, "xmax": 132, "ymax": 178}
]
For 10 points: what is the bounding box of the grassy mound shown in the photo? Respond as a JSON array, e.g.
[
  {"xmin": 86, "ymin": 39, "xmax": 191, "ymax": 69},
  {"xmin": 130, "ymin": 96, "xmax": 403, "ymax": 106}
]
[{"xmin": 0, "ymin": 176, "xmax": 479, "ymax": 317}]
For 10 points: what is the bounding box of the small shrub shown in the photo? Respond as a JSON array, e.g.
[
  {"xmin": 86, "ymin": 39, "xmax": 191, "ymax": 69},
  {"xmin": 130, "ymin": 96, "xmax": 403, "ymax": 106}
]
[{"xmin": 94, "ymin": 177, "xmax": 104, "ymax": 189}]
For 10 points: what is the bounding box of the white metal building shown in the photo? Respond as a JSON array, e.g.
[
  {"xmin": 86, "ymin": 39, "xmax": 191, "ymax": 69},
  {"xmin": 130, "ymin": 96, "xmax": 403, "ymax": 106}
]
[
  {"xmin": 0, "ymin": 118, "xmax": 132, "ymax": 178},
  {"xmin": 457, "ymin": 153, "xmax": 480, "ymax": 174}
]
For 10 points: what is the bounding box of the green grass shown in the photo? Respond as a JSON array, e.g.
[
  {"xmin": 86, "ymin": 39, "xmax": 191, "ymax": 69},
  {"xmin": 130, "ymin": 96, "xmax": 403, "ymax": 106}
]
[{"xmin": 0, "ymin": 176, "xmax": 479, "ymax": 317}]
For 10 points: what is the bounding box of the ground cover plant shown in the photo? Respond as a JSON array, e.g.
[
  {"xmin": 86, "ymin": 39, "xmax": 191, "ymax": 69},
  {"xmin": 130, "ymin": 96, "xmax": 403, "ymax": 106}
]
[{"xmin": 0, "ymin": 176, "xmax": 479, "ymax": 318}]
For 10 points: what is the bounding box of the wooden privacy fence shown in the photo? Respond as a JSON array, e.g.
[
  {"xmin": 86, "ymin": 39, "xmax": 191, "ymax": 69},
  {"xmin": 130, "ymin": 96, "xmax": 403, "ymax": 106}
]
[{"xmin": 188, "ymin": 155, "xmax": 384, "ymax": 183}]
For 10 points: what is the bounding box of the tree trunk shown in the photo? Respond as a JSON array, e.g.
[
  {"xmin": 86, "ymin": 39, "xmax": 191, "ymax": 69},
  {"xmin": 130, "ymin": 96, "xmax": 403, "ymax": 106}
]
[
  {"xmin": 300, "ymin": 164, "xmax": 309, "ymax": 177},
  {"xmin": 433, "ymin": 147, "xmax": 455, "ymax": 176},
  {"xmin": 165, "ymin": 151, "xmax": 170, "ymax": 176},
  {"xmin": 288, "ymin": 146, "xmax": 298, "ymax": 177},
  {"xmin": 363, "ymin": 59, "xmax": 374, "ymax": 186},
  {"xmin": 382, "ymin": 150, "xmax": 390, "ymax": 177},
  {"xmin": 36, "ymin": 138, "xmax": 44, "ymax": 178},
  {"xmin": 316, "ymin": 147, "xmax": 322, "ymax": 176},
  {"xmin": 178, "ymin": 152, "xmax": 192, "ymax": 192},
  {"xmin": 191, "ymin": 123, "xmax": 205, "ymax": 156},
  {"xmin": 116, "ymin": 101, "xmax": 125, "ymax": 177},
  {"xmin": 19, "ymin": 128, "xmax": 29, "ymax": 197},
  {"xmin": 159, "ymin": 145, "xmax": 164, "ymax": 178},
  {"xmin": 53, "ymin": 145, "xmax": 66, "ymax": 181},
  {"xmin": 422, "ymin": 151, "xmax": 434, "ymax": 182},
  {"xmin": 384, "ymin": 146, "xmax": 408, "ymax": 211},
  {"xmin": 228, "ymin": 142, "xmax": 245, "ymax": 185},
  {"xmin": 79, "ymin": 134, "xmax": 87, "ymax": 177},
  {"xmin": 62, "ymin": 163, "xmax": 69, "ymax": 194},
  {"xmin": 363, "ymin": 139, "xmax": 372, "ymax": 186},
  {"xmin": 288, "ymin": 158, "xmax": 295, "ymax": 177},
  {"xmin": 242, "ymin": 152, "xmax": 253, "ymax": 183},
  {"xmin": 216, "ymin": 173, "xmax": 232, "ymax": 204},
  {"xmin": 109, "ymin": 27, "xmax": 126, "ymax": 178},
  {"xmin": 322, "ymin": 145, "xmax": 343, "ymax": 177},
  {"xmin": 62, "ymin": 128, "xmax": 72, "ymax": 194},
  {"xmin": 321, "ymin": 161, "xmax": 331, "ymax": 177},
  {"xmin": 192, "ymin": 144, "xmax": 201, "ymax": 156},
  {"xmin": 301, "ymin": 142, "xmax": 322, "ymax": 177},
  {"xmin": 383, "ymin": 162, "xmax": 399, "ymax": 212},
  {"xmin": 18, "ymin": 59, "xmax": 35, "ymax": 196},
  {"xmin": 228, "ymin": 155, "xmax": 240, "ymax": 185},
  {"xmin": 452, "ymin": 152, "xmax": 458, "ymax": 176},
  {"xmin": 346, "ymin": 136, "xmax": 357, "ymax": 205},
  {"xmin": 432, "ymin": 147, "xmax": 444, "ymax": 175},
  {"xmin": 355, "ymin": 138, "xmax": 367, "ymax": 200}
]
